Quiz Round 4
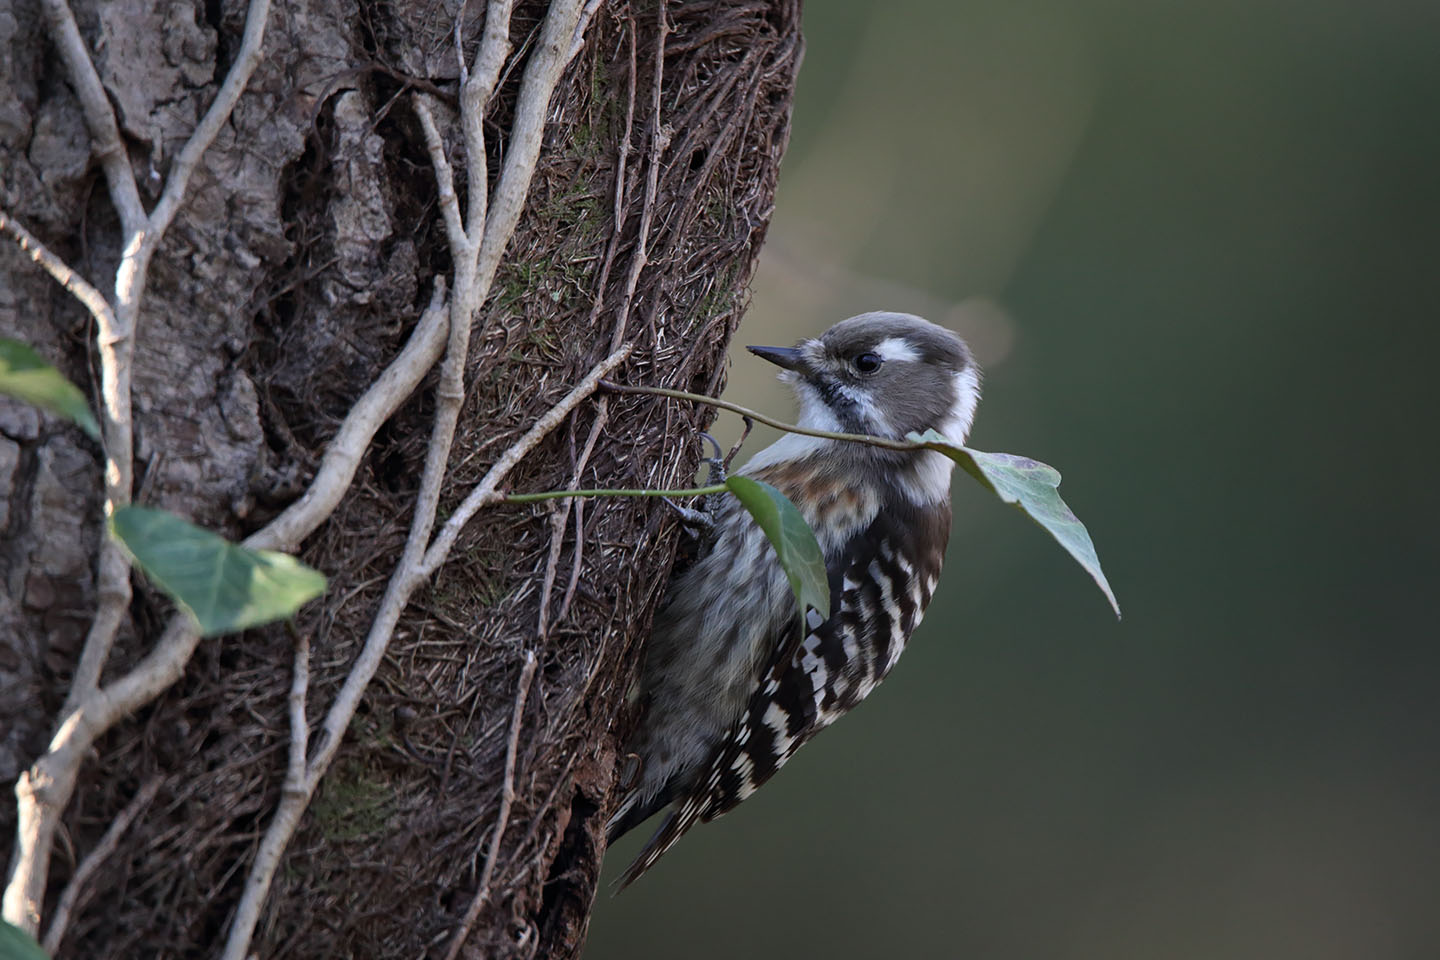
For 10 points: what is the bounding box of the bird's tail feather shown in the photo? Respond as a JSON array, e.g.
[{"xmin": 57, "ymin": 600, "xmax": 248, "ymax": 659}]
[
  {"xmin": 611, "ymin": 802, "xmax": 703, "ymax": 892},
  {"xmin": 605, "ymin": 789, "xmax": 646, "ymax": 844}
]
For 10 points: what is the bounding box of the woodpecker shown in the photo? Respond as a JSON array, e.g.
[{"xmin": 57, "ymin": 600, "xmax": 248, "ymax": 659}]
[{"xmin": 607, "ymin": 311, "xmax": 982, "ymax": 888}]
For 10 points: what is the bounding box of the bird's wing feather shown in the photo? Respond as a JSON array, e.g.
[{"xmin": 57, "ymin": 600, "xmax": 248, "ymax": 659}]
[{"xmin": 613, "ymin": 500, "xmax": 949, "ymax": 889}]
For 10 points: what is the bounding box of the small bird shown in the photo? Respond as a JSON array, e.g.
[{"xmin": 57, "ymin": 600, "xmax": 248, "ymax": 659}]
[{"xmin": 607, "ymin": 311, "xmax": 982, "ymax": 887}]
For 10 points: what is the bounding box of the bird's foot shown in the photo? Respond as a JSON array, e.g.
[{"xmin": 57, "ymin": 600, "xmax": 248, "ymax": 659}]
[
  {"xmin": 698, "ymin": 431, "xmax": 727, "ymax": 485},
  {"xmin": 663, "ymin": 497, "xmax": 717, "ymax": 539}
]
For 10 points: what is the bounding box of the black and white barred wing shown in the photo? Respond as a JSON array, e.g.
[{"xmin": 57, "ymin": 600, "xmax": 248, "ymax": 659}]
[{"xmin": 614, "ymin": 512, "xmax": 946, "ymax": 890}]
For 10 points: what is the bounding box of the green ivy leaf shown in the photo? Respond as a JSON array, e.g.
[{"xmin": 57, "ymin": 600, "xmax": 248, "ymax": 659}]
[
  {"xmin": 110, "ymin": 505, "xmax": 327, "ymax": 636},
  {"xmin": 909, "ymin": 429, "xmax": 1121, "ymax": 618},
  {"xmin": 725, "ymin": 475, "xmax": 830, "ymax": 627},
  {"xmin": 0, "ymin": 920, "xmax": 49, "ymax": 960},
  {"xmin": 0, "ymin": 338, "xmax": 100, "ymax": 441}
]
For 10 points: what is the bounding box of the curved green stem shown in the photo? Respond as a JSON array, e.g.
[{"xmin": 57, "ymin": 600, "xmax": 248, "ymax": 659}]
[
  {"xmin": 598, "ymin": 380, "xmax": 921, "ymax": 452},
  {"xmin": 504, "ymin": 483, "xmax": 727, "ymax": 504},
  {"xmin": 505, "ymin": 382, "xmax": 951, "ymax": 506}
]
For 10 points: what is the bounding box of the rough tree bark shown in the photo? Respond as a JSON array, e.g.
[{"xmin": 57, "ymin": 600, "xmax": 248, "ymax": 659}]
[{"xmin": 0, "ymin": 0, "xmax": 801, "ymax": 956}]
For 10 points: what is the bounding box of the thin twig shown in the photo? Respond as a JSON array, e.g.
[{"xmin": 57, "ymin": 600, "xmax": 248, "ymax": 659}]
[
  {"xmin": 553, "ymin": 408, "xmax": 608, "ymax": 625},
  {"xmin": 419, "ymin": 345, "xmax": 629, "ymax": 579},
  {"xmin": 725, "ymin": 415, "xmax": 754, "ymax": 470},
  {"xmin": 556, "ymin": 497, "xmax": 586, "ymax": 624},
  {"xmin": 537, "ymin": 376, "xmax": 612, "ymax": 638},
  {"xmin": 535, "ymin": 500, "xmax": 571, "ymax": 641},
  {"xmin": 607, "ymin": 2, "xmax": 670, "ymax": 352},
  {"xmin": 40, "ymin": 777, "xmax": 160, "ymax": 955},
  {"xmin": 284, "ymin": 627, "xmax": 311, "ymax": 801},
  {"xmin": 443, "ymin": 651, "xmax": 536, "ymax": 960},
  {"xmin": 613, "ymin": 18, "xmax": 638, "ymax": 240},
  {"xmin": 210, "ymin": 627, "xmax": 308, "ymax": 960},
  {"xmin": 575, "ymin": 14, "xmax": 637, "ymax": 344},
  {"xmin": 0, "ymin": 209, "xmax": 114, "ymax": 326},
  {"xmin": 453, "ymin": 0, "xmax": 471, "ymax": 83},
  {"xmin": 413, "ymin": 99, "xmax": 468, "ymax": 255}
]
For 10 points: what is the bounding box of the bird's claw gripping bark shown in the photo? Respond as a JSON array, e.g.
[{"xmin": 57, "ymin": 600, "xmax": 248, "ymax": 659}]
[
  {"xmin": 664, "ymin": 433, "xmax": 728, "ymax": 544},
  {"xmin": 698, "ymin": 431, "xmax": 726, "ymax": 485},
  {"xmin": 664, "ymin": 496, "xmax": 717, "ymax": 540}
]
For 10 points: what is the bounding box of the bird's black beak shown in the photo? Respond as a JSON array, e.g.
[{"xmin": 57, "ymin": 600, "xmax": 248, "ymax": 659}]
[{"xmin": 746, "ymin": 345, "xmax": 806, "ymax": 372}]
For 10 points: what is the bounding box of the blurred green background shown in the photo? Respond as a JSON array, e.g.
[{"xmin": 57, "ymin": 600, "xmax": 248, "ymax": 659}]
[{"xmin": 589, "ymin": 1, "xmax": 1440, "ymax": 957}]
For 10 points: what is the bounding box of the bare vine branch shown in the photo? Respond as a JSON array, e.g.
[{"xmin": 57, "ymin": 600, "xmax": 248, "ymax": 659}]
[
  {"xmin": 414, "ymin": 99, "xmax": 469, "ymax": 257},
  {"xmin": 220, "ymin": 5, "xmax": 602, "ymax": 952},
  {"xmin": 0, "ymin": 208, "xmax": 114, "ymax": 326},
  {"xmin": 35, "ymin": 0, "xmax": 145, "ymax": 235},
  {"xmin": 461, "ymin": 0, "xmax": 515, "ymax": 238},
  {"xmin": 283, "ymin": 628, "xmax": 312, "ymax": 807},
  {"xmin": 247, "ymin": 280, "xmax": 450, "ymax": 552},
  {"xmin": 144, "ymin": 0, "xmax": 272, "ymax": 245},
  {"xmin": 3, "ymin": 0, "xmax": 273, "ymax": 932},
  {"xmin": 220, "ymin": 343, "xmax": 629, "ymax": 960}
]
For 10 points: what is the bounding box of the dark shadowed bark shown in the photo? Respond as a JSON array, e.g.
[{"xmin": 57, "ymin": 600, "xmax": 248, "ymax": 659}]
[{"xmin": 0, "ymin": 0, "xmax": 801, "ymax": 956}]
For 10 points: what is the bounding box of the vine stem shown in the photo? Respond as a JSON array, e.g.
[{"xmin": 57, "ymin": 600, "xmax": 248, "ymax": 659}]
[
  {"xmin": 598, "ymin": 380, "xmax": 935, "ymax": 453},
  {"xmin": 499, "ymin": 382, "xmax": 969, "ymax": 505},
  {"xmin": 504, "ymin": 483, "xmax": 726, "ymax": 504},
  {"xmin": 503, "ymin": 380, "xmax": 971, "ymax": 506},
  {"xmin": 220, "ymin": 2, "xmax": 599, "ymax": 955},
  {"xmin": 4, "ymin": 0, "xmax": 272, "ymax": 932}
]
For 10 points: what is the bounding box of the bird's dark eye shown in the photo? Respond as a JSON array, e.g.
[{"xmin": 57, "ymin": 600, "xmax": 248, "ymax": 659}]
[{"xmin": 853, "ymin": 352, "xmax": 883, "ymax": 374}]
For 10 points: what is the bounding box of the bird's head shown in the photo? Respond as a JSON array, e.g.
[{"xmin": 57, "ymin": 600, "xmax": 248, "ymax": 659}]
[{"xmin": 748, "ymin": 312, "xmax": 981, "ymax": 446}]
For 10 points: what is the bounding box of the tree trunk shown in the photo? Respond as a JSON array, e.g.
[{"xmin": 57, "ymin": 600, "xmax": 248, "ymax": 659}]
[{"xmin": 0, "ymin": 0, "xmax": 800, "ymax": 955}]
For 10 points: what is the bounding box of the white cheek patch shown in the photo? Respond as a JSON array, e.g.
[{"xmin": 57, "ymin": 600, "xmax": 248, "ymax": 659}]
[
  {"xmin": 872, "ymin": 337, "xmax": 922, "ymax": 363},
  {"xmin": 939, "ymin": 367, "xmax": 982, "ymax": 444},
  {"xmin": 794, "ymin": 380, "xmax": 843, "ymax": 433},
  {"xmin": 901, "ymin": 366, "xmax": 984, "ymax": 502}
]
